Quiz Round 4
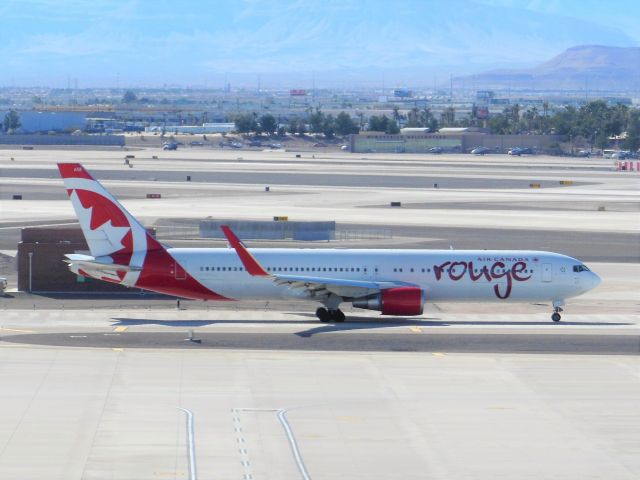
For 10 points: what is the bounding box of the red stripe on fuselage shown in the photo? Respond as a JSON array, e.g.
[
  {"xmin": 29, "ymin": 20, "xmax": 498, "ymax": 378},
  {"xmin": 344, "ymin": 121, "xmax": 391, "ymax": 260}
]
[{"xmin": 135, "ymin": 235, "xmax": 231, "ymax": 301}]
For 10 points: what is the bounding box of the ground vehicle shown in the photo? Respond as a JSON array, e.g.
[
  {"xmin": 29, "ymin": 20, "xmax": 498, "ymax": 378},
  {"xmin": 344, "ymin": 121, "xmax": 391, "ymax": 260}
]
[
  {"xmin": 428, "ymin": 146, "xmax": 443, "ymax": 154},
  {"xmin": 508, "ymin": 147, "xmax": 534, "ymax": 156},
  {"xmin": 471, "ymin": 146, "xmax": 492, "ymax": 155},
  {"xmin": 162, "ymin": 142, "xmax": 178, "ymax": 150}
]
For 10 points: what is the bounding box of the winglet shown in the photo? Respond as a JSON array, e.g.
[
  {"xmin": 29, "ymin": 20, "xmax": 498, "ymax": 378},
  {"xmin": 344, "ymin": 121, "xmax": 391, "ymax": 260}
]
[{"xmin": 220, "ymin": 225, "xmax": 269, "ymax": 276}]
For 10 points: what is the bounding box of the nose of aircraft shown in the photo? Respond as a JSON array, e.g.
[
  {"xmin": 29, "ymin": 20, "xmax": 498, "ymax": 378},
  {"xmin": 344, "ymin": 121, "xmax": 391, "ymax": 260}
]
[{"xmin": 588, "ymin": 271, "xmax": 602, "ymax": 290}]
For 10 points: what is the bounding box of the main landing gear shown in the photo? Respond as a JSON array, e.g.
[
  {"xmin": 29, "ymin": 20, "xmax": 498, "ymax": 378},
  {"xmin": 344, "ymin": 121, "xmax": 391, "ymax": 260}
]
[{"xmin": 316, "ymin": 307, "xmax": 345, "ymax": 323}]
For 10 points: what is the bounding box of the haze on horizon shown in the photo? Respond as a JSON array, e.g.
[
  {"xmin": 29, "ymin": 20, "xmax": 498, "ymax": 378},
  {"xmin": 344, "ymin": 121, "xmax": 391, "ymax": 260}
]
[{"xmin": 1, "ymin": 0, "xmax": 638, "ymax": 89}]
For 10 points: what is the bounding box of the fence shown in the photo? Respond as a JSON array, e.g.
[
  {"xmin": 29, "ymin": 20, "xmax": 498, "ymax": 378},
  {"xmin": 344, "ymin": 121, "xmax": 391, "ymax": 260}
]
[{"xmin": 0, "ymin": 134, "xmax": 125, "ymax": 146}]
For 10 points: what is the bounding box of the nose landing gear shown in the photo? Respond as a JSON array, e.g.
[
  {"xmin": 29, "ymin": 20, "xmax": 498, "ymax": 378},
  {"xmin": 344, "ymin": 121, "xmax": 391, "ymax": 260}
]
[
  {"xmin": 551, "ymin": 300, "xmax": 565, "ymax": 322},
  {"xmin": 551, "ymin": 306, "xmax": 564, "ymax": 322}
]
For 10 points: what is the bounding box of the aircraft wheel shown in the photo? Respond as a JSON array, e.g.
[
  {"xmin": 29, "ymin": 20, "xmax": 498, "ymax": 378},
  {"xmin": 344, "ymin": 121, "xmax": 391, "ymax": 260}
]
[
  {"xmin": 332, "ymin": 309, "xmax": 346, "ymax": 323},
  {"xmin": 551, "ymin": 312, "xmax": 561, "ymax": 322},
  {"xmin": 316, "ymin": 307, "xmax": 330, "ymax": 322}
]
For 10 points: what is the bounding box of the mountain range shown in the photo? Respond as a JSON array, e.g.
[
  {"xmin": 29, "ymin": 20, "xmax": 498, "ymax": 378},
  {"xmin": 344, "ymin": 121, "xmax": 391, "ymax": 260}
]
[
  {"xmin": 455, "ymin": 45, "xmax": 640, "ymax": 92},
  {"xmin": 1, "ymin": 1, "xmax": 639, "ymax": 88}
]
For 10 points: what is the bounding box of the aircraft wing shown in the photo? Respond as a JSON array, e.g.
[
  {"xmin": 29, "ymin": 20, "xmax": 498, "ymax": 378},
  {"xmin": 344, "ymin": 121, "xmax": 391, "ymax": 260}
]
[{"xmin": 220, "ymin": 226, "xmax": 416, "ymax": 299}]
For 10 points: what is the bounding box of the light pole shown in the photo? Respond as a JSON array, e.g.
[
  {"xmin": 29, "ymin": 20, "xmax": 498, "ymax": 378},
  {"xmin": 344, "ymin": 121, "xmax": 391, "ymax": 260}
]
[{"xmin": 28, "ymin": 251, "xmax": 33, "ymax": 293}]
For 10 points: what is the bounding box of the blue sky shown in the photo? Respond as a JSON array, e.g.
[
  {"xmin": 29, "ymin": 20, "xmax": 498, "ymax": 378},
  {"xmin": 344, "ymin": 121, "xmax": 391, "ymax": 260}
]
[{"xmin": 1, "ymin": 0, "xmax": 638, "ymax": 88}]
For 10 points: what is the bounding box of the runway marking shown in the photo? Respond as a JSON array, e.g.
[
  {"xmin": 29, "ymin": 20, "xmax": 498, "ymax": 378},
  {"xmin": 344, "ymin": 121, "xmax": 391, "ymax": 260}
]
[
  {"xmin": 113, "ymin": 326, "xmax": 128, "ymax": 333},
  {"xmin": 178, "ymin": 408, "xmax": 197, "ymax": 480},
  {"xmin": 432, "ymin": 352, "xmax": 445, "ymax": 357},
  {"xmin": 0, "ymin": 327, "xmax": 36, "ymax": 333},
  {"xmin": 232, "ymin": 408, "xmax": 255, "ymax": 480},
  {"xmin": 337, "ymin": 416, "xmax": 361, "ymax": 422},
  {"xmin": 112, "ymin": 348, "xmax": 123, "ymax": 352},
  {"xmin": 409, "ymin": 326, "xmax": 422, "ymax": 333},
  {"xmin": 278, "ymin": 408, "xmax": 312, "ymax": 480},
  {"xmin": 69, "ymin": 335, "xmax": 87, "ymax": 338},
  {"xmin": 0, "ymin": 222, "xmax": 78, "ymax": 231}
]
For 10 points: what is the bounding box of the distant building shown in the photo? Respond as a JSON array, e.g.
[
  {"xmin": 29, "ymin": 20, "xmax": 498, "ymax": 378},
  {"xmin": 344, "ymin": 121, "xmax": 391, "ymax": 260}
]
[
  {"xmin": 393, "ymin": 89, "xmax": 412, "ymax": 98},
  {"xmin": 400, "ymin": 127, "xmax": 430, "ymax": 134},
  {"xmin": 476, "ymin": 90, "xmax": 495, "ymax": 103},
  {"xmin": 2, "ymin": 110, "xmax": 87, "ymax": 133},
  {"xmin": 145, "ymin": 123, "xmax": 235, "ymax": 134},
  {"xmin": 350, "ymin": 130, "xmax": 563, "ymax": 154}
]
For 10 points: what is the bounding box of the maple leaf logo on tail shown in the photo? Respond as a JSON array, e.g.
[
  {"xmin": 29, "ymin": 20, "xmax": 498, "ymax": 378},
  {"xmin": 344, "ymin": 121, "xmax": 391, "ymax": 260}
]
[{"xmin": 57, "ymin": 163, "xmax": 149, "ymax": 267}]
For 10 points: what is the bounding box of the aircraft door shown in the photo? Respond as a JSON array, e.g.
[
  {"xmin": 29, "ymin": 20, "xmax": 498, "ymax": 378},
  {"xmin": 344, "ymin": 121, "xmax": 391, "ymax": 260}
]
[
  {"xmin": 542, "ymin": 263, "xmax": 552, "ymax": 282},
  {"xmin": 172, "ymin": 261, "xmax": 187, "ymax": 280}
]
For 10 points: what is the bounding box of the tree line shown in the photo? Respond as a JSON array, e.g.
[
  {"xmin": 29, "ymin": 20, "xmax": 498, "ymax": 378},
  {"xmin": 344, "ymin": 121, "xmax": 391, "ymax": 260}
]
[
  {"xmin": 233, "ymin": 110, "xmax": 360, "ymax": 137},
  {"xmin": 487, "ymin": 101, "xmax": 639, "ymax": 150}
]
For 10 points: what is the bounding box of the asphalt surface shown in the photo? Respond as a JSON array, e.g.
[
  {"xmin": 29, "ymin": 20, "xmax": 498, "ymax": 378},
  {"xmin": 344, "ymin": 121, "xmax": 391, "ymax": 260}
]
[
  {"xmin": 1, "ymin": 219, "xmax": 637, "ymax": 262},
  {"xmin": 2, "ymin": 331, "xmax": 638, "ymax": 355},
  {"xmin": 0, "ymin": 167, "xmax": 585, "ymax": 189}
]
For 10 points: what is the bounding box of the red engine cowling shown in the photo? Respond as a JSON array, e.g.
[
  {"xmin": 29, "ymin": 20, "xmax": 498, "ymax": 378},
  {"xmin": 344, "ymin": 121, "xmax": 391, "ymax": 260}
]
[{"xmin": 352, "ymin": 287, "xmax": 424, "ymax": 316}]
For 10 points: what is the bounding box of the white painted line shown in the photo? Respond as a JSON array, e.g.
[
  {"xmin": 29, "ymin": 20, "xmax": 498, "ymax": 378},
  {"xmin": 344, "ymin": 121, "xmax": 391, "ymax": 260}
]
[
  {"xmin": 178, "ymin": 408, "xmax": 197, "ymax": 480},
  {"xmin": 278, "ymin": 408, "xmax": 311, "ymax": 480}
]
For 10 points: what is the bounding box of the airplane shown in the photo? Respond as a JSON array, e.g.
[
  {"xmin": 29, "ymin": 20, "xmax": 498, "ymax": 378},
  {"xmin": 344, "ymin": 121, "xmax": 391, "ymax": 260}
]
[{"xmin": 58, "ymin": 163, "xmax": 601, "ymax": 323}]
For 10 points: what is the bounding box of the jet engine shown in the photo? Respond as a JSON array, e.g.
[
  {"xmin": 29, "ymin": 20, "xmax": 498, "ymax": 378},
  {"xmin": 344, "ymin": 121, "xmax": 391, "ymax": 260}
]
[{"xmin": 352, "ymin": 287, "xmax": 424, "ymax": 316}]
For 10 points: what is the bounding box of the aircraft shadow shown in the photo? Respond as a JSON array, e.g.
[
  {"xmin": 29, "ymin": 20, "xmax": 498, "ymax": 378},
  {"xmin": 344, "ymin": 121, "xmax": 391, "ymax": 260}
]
[{"xmin": 110, "ymin": 315, "xmax": 632, "ymax": 338}]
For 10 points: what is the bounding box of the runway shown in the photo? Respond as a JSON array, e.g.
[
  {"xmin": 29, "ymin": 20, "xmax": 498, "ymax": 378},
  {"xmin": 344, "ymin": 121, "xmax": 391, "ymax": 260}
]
[
  {"xmin": 1, "ymin": 166, "xmax": 585, "ymax": 189},
  {"xmin": 3, "ymin": 330, "xmax": 638, "ymax": 355}
]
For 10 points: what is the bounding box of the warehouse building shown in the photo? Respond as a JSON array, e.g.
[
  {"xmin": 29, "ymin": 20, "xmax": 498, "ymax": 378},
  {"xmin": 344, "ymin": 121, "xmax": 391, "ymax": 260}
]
[
  {"xmin": 1, "ymin": 110, "xmax": 87, "ymax": 133},
  {"xmin": 350, "ymin": 130, "xmax": 563, "ymax": 153}
]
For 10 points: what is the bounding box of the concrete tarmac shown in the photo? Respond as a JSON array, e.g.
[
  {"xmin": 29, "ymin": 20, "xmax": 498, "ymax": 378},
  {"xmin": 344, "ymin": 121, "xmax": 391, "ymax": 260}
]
[{"xmin": 1, "ymin": 148, "xmax": 639, "ymax": 479}]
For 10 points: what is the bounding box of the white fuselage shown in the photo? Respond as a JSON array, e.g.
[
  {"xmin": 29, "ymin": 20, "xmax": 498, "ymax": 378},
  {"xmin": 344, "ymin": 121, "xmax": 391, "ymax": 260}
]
[{"xmin": 169, "ymin": 248, "xmax": 600, "ymax": 304}]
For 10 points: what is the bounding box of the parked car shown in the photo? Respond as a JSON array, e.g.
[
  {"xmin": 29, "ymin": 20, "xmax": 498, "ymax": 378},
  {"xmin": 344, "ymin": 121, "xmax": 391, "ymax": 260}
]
[
  {"xmin": 612, "ymin": 151, "xmax": 631, "ymax": 159},
  {"xmin": 428, "ymin": 146, "xmax": 444, "ymax": 154},
  {"xmin": 576, "ymin": 150, "xmax": 591, "ymax": 157},
  {"xmin": 508, "ymin": 147, "xmax": 534, "ymax": 156},
  {"xmin": 162, "ymin": 142, "xmax": 178, "ymax": 150},
  {"xmin": 471, "ymin": 146, "xmax": 492, "ymax": 155}
]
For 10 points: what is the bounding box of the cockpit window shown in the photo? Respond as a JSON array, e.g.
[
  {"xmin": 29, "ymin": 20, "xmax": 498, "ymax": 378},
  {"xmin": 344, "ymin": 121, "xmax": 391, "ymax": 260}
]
[{"xmin": 573, "ymin": 265, "xmax": 590, "ymax": 272}]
